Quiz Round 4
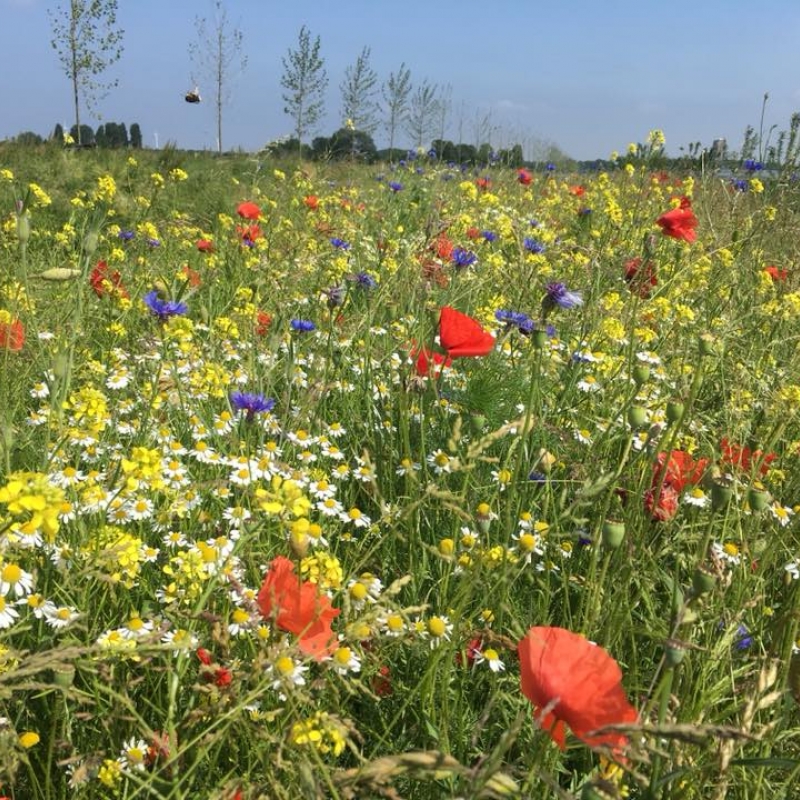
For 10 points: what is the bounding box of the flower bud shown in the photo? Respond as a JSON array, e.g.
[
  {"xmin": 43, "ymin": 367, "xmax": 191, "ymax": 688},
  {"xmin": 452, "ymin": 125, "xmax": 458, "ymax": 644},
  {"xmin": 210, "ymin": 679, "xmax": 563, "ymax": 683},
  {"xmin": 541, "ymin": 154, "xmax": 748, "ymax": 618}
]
[
  {"xmin": 747, "ymin": 486, "xmax": 771, "ymax": 512},
  {"xmin": 632, "ymin": 364, "xmax": 650, "ymax": 385},
  {"xmin": 16, "ymin": 212, "xmax": 30, "ymax": 244},
  {"xmin": 711, "ymin": 480, "xmax": 734, "ymax": 511},
  {"xmin": 666, "ymin": 400, "xmax": 684, "ymax": 424},
  {"xmin": 692, "ymin": 565, "xmax": 716, "ymax": 595},
  {"xmin": 664, "ymin": 641, "xmax": 686, "ymax": 667}
]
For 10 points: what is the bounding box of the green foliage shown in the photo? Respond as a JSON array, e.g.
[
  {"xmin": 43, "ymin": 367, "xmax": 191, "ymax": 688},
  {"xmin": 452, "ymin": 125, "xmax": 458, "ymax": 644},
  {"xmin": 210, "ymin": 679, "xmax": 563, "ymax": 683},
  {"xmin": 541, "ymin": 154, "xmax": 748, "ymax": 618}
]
[{"xmin": 281, "ymin": 25, "xmax": 328, "ymax": 146}]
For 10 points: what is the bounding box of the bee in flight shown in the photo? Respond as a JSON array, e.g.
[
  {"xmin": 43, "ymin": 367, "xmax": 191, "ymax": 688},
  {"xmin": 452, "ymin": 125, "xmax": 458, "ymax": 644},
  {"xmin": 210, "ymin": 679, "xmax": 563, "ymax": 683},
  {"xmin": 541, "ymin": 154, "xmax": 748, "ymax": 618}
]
[{"xmin": 185, "ymin": 86, "xmax": 201, "ymax": 104}]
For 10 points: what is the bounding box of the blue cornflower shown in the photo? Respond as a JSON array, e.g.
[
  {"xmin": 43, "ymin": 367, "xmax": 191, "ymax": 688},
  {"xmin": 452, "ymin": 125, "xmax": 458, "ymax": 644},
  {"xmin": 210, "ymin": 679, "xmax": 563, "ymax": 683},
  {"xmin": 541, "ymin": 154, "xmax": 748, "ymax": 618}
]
[
  {"xmin": 451, "ymin": 247, "xmax": 477, "ymax": 269},
  {"xmin": 427, "ymin": 148, "xmax": 437, "ymax": 159},
  {"xmin": 388, "ymin": 181, "xmax": 403, "ymax": 192},
  {"xmin": 577, "ymin": 208, "xmax": 592, "ymax": 217},
  {"xmin": 147, "ymin": 238, "xmax": 161, "ymax": 247},
  {"xmin": 324, "ymin": 286, "xmax": 345, "ymax": 308},
  {"xmin": 330, "ymin": 237, "xmax": 350, "ymax": 250},
  {"xmin": 481, "ymin": 230, "xmax": 498, "ymax": 243},
  {"xmin": 734, "ymin": 624, "xmax": 753, "ymax": 651},
  {"xmin": 118, "ymin": 230, "xmax": 134, "ymax": 241},
  {"xmin": 743, "ymin": 159, "xmax": 763, "ymax": 172},
  {"xmin": 545, "ymin": 162, "xmax": 556, "ymax": 172},
  {"xmin": 495, "ymin": 309, "xmax": 530, "ymax": 328},
  {"xmin": 143, "ymin": 290, "xmax": 188, "ymax": 321},
  {"xmin": 528, "ymin": 470, "xmax": 547, "ymax": 484},
  {"xmin": 290, "ymin": 319, "xmax": 316, "ymax": 332},
  {"xmin": 353, "ymin": 271, "xmax": 377, "ymax": 289},
  {"xmin": 230, "ymin": 391, "xmax": 275, "ymax": 421},
  {"xmin": 542, "ymin": 282, "xmax": 583, "ymax": 312},
  {"xmin": 524, "ymin": 237, "xmax": 545, "ymax": 254},
  {"xmin": 732, "ymin": 179, "xmax": 749, "ymax": 192},
  {"xmin": 529, "ymin": 219, "xmax": 540, "ymax": 228}
]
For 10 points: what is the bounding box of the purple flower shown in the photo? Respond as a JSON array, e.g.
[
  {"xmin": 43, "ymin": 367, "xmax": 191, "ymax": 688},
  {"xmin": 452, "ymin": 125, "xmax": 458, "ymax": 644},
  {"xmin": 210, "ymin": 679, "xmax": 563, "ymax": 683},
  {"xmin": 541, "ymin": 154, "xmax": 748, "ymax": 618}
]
[
  {"xmin": 481, "ymin": 230, "xmax": 498, "ymax": 243},
  {"xmin": 144, "ymin": 290, "xmax": 188, "ymax": 321},
  {"xmin": 495, "ymin": 309, "xmax": 530, "ymax": 328},
  {"xmin": 230, "ymin": 391, "xmax": 275, "ymax": 421},
  {"xmin": 290, "ymin": 319, "xmax": 316, "ymax": 333},
  {"xmin": 353, "ymin": 271, "xmax": 377, "ymax": 290},
  {"xmin": 147, "ymin": 238, "xmax": 161, "ymax": 247},
  {"xmin": 542, "ymin": 282, "xmax": 583, "ymax": 312},
  {"xmin": 388, "ymin": 181, "xmax": 403, "ymax": 192},
  {"xmin": 524, "ymin": 237, "xmax": 545, "ymax": 254},
  {"xmin": 324, "ymin": 286, "xmax": 345, "ymax": 308},
  {"xmin": 330, "ymin": 237, "xmax": 350, "ymax": 250},
  {"xmin": 451, "ymin": 247, "xmax": 477, "ymax": 269},
  {"xmin": 118, "ymin": 229, "xmax": 135, "ymax": 241}
]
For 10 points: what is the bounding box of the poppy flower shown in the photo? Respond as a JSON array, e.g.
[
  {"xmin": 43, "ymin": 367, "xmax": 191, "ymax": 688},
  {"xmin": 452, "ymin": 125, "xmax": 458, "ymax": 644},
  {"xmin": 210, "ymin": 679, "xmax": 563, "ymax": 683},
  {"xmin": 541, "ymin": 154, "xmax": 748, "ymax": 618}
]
[
  {"xmin": 569, "ymin": 185, "xmax": 586, "ymax": 197},
  {"xmin": 644, "ymin": 484, "xmax": 680, "ymax": 521},
  {"xmin": 431, "ymin": 233, "xmax": 454, "ymax": 261},
  {"xmin": 180, "ymin": 265, "xmax": 202, "ymax": 287},
  {"xmin": 720, "ymin": 438, "xmax": 776, "ymax": 476},
  {"xmin": 257, "ymin": 556, "xmax": 340, "ymax": 660},
  {"xmin": 475, "ymin": 177, "xmax": 492, "ymax": 191},
  {"xmin": 0, "ymin": 316, "xmax": 24, "ymax": 351},
  {"xmin": 518, "ymin": 626, "xmax": 638, "ymax": 752},
  {"xmin": 304, "ymin": 195, "xmax": 319, "ymax": 210},
  {"xmin": 517, "ymin": 169, "xmax": 532, "ymax": 185},
  {"xmin": 656, "ymin": 197, "xmax": 698, "ymax": 243},
  {"xmin": 410, "ymin": 344, "xmax": 452, "ymax": 377},
  {"xmin": 652, "ymin": 450, "xmax": 709, "ymax": 493},
  {"xmin": 764, "ymin": 265, "xmax": 788, "ymax": 282},
  {"xmin": 90, "ymin": 260, "xmax": 129, "ymax": 299},
  {"xmin": 255, "ymin": 310, "xmax": 272, "ymax": 336},
  {"xmin": 439, "ymin": 306, "xmax": 495, "ymax": 358},
  {"xmin": 237, "ymin": 224, "xmax": 262, "ymax": 244},
  {"xmin": 236, "ymin": 201, "xmax": 261, "ymax": 220},
  {"xmin": 624, "ymin": 257, "xmax": 657, "ymax": 298},
  {"xmin": 196, "ymin": 239, "xmax": 215, "ymax": 253}
]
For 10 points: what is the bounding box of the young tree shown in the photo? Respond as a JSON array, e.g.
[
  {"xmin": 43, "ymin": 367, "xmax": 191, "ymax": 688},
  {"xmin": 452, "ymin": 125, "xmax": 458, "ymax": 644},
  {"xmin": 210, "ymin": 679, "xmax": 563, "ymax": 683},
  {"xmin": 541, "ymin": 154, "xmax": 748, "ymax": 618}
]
[
  {"xmin": 405, "ymin": 80, "xmax": 439, "ymax": 150},
  {"xmin": 130, "ymin": 123, "xmax": 143, "ymax": 149},
  {"xmin": 281, "ymin": 25, "xmax": 328, "ymax": 148},
  {"xmin": 340, "ymin": 46, "xmax": 379, "ymax": 135},
  {"xmin": 188, "ymin": 0, "xmax": 247, "ymax": 154},
  {"xmin": 382, "ymin": 63, "xmax": 411, "ymax": 157},
  {"xmin": 49, "ymin": 0, "xmax": 124, "ymax": 146}
]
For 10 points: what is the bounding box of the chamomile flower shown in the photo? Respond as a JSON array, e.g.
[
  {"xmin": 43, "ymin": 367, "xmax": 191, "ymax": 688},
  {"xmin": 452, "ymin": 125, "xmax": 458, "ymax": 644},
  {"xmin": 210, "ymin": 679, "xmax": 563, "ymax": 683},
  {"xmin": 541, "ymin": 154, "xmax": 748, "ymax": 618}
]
[
  {"xmin": 573, "ymin": 428, "xmax": 593, "ymax": 445},
  {"xmin": 684, "ymin": 487, "xmax": 710, "ymax": 508},
  {"xmin": 712, "ymin": 541, "xmax": 742, "ymax": 566},
  {"xmin": 785, "ymin": 559, "xmax": 800, "ymax": 580},
  {"xmin": 342, "ymin": 507, "xmax": 371, "ymax": 528},
  {"xmin": 771, "ymin": 503, "xmax": 794, "ymax": 527},
  {"xmin": 0, "ymin": 596, "xmax": 20, "ymax": 629},
  {"xmin": 223, "ymin": 505, "xmax": 252, "ymax": 528},
  {"xmin": 396, "ymin": 457, "xmax": 421, "ymax": 476},
  {"xmin": 425, "ymin": 615, "xmax": 453, "ymax": 648},
  {"xmin": 268, "ymin": 654, "xmax": 307, "ymax": 690},
  {"xmin": 329, "ymin": 644, "xmax": 362, "ymax": 675},
  {"xmin": 44, "ymin": 604, "xmax": 80, "ymax": 630},
  {"xmin": 228, "ymin": 607, "xmax": 254, "ymax": 636},
  {"xmin": 119, "ymin": 737, "xmax": 149, "ymax": 772},
  {"xmin": 427, "ymin": 449, "xmax": 453, "ymax": 474},
  {"xmin": 381, "ymin": 612, "xmax": 407, "ymax": 637},
  {"xmin": 0, "ymin": 563, "xmax": 34, "ymax": 597},
  {"xmin": 161, "ymin": 628, "xmax": 199, "ymax": 654},
  {"xmin": 474, "ymin": 647, "xmax": 505, "ymax": 672}
]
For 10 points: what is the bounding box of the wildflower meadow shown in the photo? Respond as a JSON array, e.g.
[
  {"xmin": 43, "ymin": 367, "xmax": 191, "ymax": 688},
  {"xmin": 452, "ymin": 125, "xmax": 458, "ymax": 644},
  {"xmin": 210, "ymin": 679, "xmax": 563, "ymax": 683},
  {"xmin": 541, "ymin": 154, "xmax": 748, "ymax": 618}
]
[{"xmin": 2, "ymin": 133, "xmax": 800, "ymax": 799}]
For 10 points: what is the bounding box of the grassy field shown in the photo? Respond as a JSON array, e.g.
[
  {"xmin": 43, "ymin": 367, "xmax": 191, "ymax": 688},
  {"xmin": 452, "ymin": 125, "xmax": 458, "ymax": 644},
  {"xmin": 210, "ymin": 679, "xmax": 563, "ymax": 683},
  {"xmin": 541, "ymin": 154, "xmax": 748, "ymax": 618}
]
[{"xmin": 1, "ymin": 135, "xmax": 800, "ymax": 799}]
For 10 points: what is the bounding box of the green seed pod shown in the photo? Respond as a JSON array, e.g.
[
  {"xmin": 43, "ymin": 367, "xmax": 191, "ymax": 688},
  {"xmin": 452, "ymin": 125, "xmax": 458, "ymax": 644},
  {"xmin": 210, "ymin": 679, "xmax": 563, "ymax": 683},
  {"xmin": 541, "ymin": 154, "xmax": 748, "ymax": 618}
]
[
  {"xmin": 632, "ymin": 363, "xmax": 650, "ymax": 385},
  {"xmin": 601, "ymin": 520, "xmax": 625, "ymax": 549},
  {"xmin": 627, "ymin": 406, "xmax": 647, "ymax": 428},
  {"xmin": 747, "ymin": 487, "xmax": 771, "ymax": 512},
  {"xmin": 692, "ymin": 565, "xmax": 716, "ymax": 595},
  {"xmin": 16, "ymin": 212, "xmax": 30, "ymax": 244},
  {"xmin": 711, "ymin": 481, "xmax": 734, "ymax": 510},
  {"xmin": 666, "ymin": 400, "xmax": 685, "ymax": 424},
  {"xmin": 469, "ymin": 413, "xmax": 487, "ymax": 435}
]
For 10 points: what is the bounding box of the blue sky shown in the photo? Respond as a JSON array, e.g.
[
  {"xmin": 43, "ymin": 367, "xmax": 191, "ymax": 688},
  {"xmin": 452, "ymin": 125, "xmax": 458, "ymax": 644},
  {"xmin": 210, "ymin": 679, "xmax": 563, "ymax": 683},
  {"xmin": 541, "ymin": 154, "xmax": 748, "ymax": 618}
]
[{"xmin": 2, "ymin": 0, "xmax": 800, "ymax": 160}]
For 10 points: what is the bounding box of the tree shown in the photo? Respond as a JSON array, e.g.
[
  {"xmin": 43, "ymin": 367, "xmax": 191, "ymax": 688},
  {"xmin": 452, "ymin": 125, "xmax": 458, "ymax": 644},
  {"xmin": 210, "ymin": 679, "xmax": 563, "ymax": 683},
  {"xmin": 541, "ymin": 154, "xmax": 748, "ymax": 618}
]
[
  {"xmin": 382, "ymin": 63, "xmax": 411, "ymax": 158},
  {"xmin": 69, "ymin": 124, "xmax": 95, "ymax": 146},
  {"xmin": 130, "ymin": 123, "xmax": 143, "ymax": 149},
  {"xmin": 188, "ymin": 0, "xmax": 247, "ymax": 155},
  {"xmin": 340, "ymin": 46, "xmax": 379, "ymax": 135},
  {"xmin": 405, "ymin": 80, "xmax": 439, "ymax": 150},
  {"xmin": 49, "ymin": 0, "xmax": 124, "ymax": 146},
  {"xmin": 312, "ymin": 128, "xmax": 377, "ymax": 163},
  {"xmin": 52, "ymin": 123, "xmax": 65, "ymax": 143},
  {"xmin": 281, "ymin": 25, "xmax": 328, "ymax": 149}
]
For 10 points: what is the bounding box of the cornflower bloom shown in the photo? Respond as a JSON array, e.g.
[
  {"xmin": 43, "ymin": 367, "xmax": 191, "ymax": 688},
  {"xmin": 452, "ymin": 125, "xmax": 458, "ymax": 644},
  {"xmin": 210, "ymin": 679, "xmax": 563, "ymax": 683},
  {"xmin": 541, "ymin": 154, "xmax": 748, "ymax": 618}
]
[
  {"xmin": 542, "ymin": 282, "xmax": 583, "ymax": 313},
  {"xmin": 143, "ymin": 291, "xmax": 187, "ymax": 321},
  {"xmin": 230, "ymin": 391, "xmax": 275, "ymax": 421},
  {"xmin": 524, "ymin": 237, "xmax": 545, "ymax": 254},
  {"xmin": 451, "ymin": 247, "xmax": 477, "ymax": 269},
  {"xmin": 290, "ymin": 319, "xmax": 316, "ymax": 333},
  {"xmin": 330, "ymin": 237, "xmax": 350, "ymax": 250}
]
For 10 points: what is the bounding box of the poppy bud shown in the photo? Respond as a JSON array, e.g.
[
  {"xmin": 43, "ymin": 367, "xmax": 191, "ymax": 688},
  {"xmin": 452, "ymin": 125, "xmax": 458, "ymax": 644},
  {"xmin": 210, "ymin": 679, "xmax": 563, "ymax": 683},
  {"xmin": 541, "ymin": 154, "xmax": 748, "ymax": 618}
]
[
  {"xmin": 666, "ymin": 400, "xmax": 684, "ymax": 424},
  {"xmin": 53, "ymin": 666, "xmax": 75, "ymax": 687},
  {"xmin": 601, "ymin": 520, "xmax": 625, "ymax": 549},
  {"xmin": 16, "ymin": 212, "xmax": 30, "ymax": 244},
  {"xmin": 632, "ymin": 364, "xmax": 650, "ymax": 385},
  {"xmin": 469, "ymin": 413, "xmax": 487, "ymax": 435},
  {"xmin": 627, "ymin": 406, "xmax": 647, "ymax": 429}
]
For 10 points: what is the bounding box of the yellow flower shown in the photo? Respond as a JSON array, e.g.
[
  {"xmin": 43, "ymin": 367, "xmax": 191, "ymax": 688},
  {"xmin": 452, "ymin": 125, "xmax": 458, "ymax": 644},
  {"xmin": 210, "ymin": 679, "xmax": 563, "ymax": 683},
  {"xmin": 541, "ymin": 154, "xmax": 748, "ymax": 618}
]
[{"xmin": 19, "ymin": 731, "xmax": 40, "ymax": 748}]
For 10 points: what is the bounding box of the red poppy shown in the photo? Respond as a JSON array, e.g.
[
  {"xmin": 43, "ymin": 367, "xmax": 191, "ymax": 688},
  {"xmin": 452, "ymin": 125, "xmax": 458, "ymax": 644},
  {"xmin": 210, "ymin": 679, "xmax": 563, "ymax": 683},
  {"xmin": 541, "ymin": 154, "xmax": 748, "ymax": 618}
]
[
  {"xmin": 410, "ymin": 344, "xmax": 452, "ymax": 377},
  {"xmin": 656, "ymin": 198, "xmax": 698, "ymax": 243},
  {"xmin": 372, "ymin": 664, "xmax": 393, "ymax": 697},
  {"xmin": 644, "ymin": 484, "xmax": 680, "ymax": 521},
  {"xmin": 569, "ymin": 185, "xmax": 586, "ymax": 197},
  {"xmin": 518, "ymin": 626, "xmax": 638, "ymax": 752},
  {"xmin": 257, "ymin": 556, "xmax": 340, "ymax": 660},
  {"xmin": 237, "ymin": 224, "xmax": 262, "ymax": 244},
  {"xmin": 764, "ymin": 265, "xmax": 788, "ymax": 282},
  {"xmin": 432, "ymin": 233, "xmax": 454, "ymax": 261},
  {"xmin": 439, "ymin": 306, "xmax": 495, "ymax": 358},
  {"xmin": 90, "ymin": 260, "xmax": 128, "ymax": 299},
  {"xmin": 476, "ymin": 177, "xmax": 492, "ymax": 191},
  {"xmin": 456, "ymin": 636, "xmax": 483, "ymax": 668},
  {"xmin": 624, "ymin": 257, "xmax": 658, "ymax": 298},
  {"xmin": 236, "ymin": 201, "xmax": 261, "ymax": 220},
  {"xmin": 466, "ymin": 227, "xmax": 481, "ymax": 240},
  {"xmin": 517, "ymin": 169, "xmax": 532, "ymax": 186},
  {"xmin": 653, "ymin": 450, "xmax": 709, "ymax": 493},
  {"xmin": 255, "ymin": 310, "xmax": 273, "ymax": 336},
  {"xmin": 197, "ymin": 239, "xmax": 215, "ymax": 253},
  {"xmin": 0, "ymin": 318, "xmax": 25, "ymax": 351},
  {"xmin": 720, "ymin": 438, "xmax": 776, "ymax": 476},
  {"xmin": 180, "ymin": 265, "xmax": 202, "ymax": 287},
  {"xmin": 304, "ymin": 195, "xmax": 319, "ymax": 210}
]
